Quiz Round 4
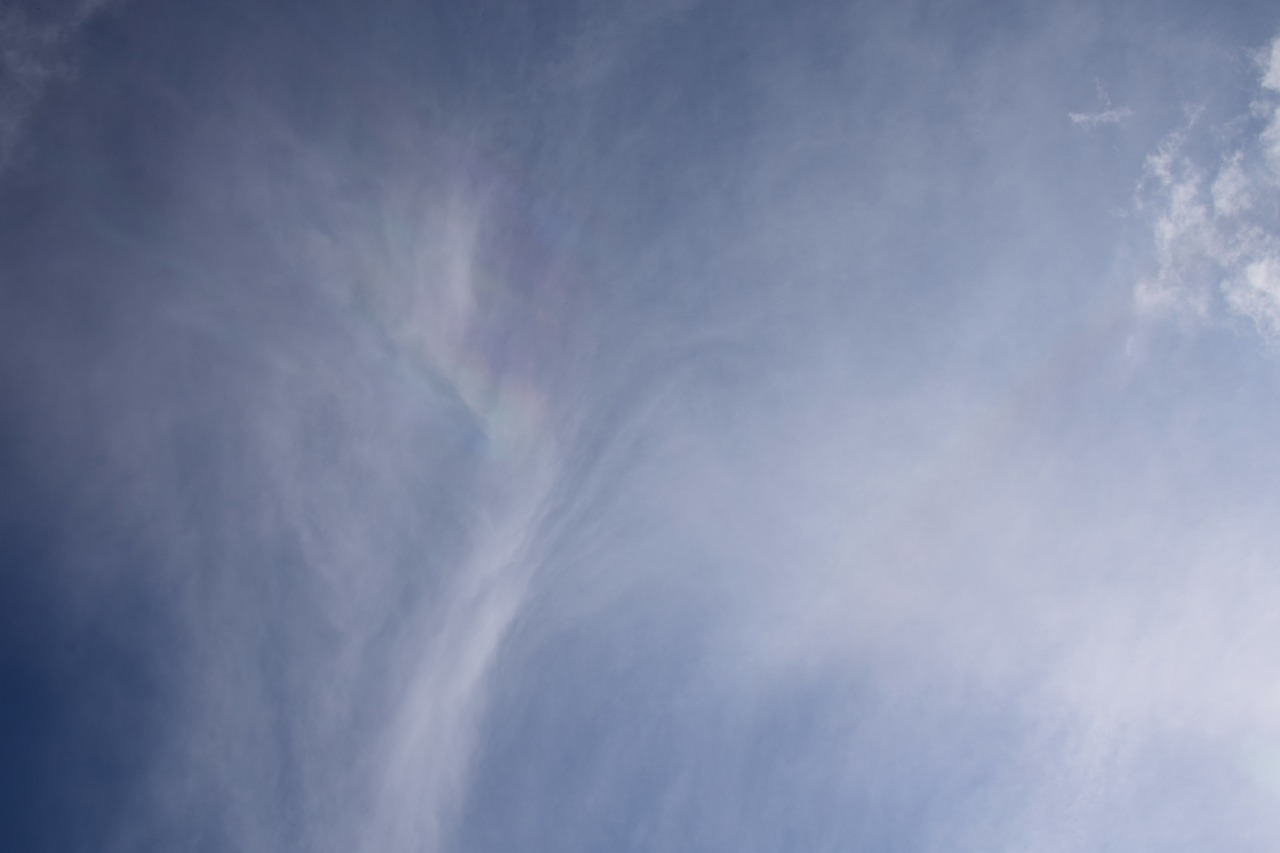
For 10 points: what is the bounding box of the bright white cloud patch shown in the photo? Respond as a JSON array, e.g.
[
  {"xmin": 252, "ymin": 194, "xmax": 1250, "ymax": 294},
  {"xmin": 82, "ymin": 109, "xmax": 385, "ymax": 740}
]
[{"xmin": 1136, "ymin": 37, "xmax": 1280, "ymax": 338}]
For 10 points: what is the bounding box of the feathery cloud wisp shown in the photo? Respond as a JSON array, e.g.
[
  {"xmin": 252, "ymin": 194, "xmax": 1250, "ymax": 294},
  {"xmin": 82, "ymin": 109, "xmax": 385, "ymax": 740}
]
[{"xmin": 1069, "ymin": 81, "xmax": 1133, "ymax": 127}]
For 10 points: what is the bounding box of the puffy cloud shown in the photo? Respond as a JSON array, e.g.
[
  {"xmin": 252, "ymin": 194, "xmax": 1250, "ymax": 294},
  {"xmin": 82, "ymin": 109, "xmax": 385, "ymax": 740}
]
[{"xmin": 1135, "ymin": 39, "xmax": 1280, "ymax": 339}]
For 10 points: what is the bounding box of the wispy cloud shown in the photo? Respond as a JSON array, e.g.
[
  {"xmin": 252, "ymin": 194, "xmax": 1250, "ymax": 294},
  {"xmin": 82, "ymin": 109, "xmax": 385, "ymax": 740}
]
[
  {"xmin": 0, "ymin": 1, "xmax": 110, "ymax": 175},
  {"xmin": 1069, "ymin": 80, "xmax": 1133, "ymax": 127}
]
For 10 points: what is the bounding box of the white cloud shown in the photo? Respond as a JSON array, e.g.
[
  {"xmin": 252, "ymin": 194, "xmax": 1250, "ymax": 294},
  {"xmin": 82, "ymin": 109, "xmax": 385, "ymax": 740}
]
[
  {"xmin": 1262, "ymin": 35, "xmax": 1280, "ymax": 93},
  {"xmin": 1136, "ymin": 37, "xmax": 1280, "ymax": 339},
  {"xmin": 1070, "ymin": 81, "xmax": 1133, "ymax": 127},
  {"xmin": 1210, "ymin": 152, "xmax": 1251, "ymax": 216},
  {"xmin": 1070, "ymin": 106, "xmax": 1134, "ymax": 127},
  {"xmin": 1225, "ymin": 253, "xmax": 1280, "ymax": 337}
]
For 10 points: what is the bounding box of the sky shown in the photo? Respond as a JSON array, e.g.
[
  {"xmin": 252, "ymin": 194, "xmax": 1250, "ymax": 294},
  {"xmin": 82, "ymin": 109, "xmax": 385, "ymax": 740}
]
[{"xmin": 4, "ymin": 0, "xmax": 1280, "ymax": 850}]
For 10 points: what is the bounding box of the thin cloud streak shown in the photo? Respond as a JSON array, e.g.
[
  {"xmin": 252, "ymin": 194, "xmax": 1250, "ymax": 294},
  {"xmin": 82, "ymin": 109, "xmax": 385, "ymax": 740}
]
[{"xmin": 1070, "ymin": 80, "xmax": 1133, "ymax": 127}]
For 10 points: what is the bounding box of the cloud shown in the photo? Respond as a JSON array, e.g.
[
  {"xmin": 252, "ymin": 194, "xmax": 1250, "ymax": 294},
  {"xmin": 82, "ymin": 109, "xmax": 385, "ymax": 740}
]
[
  {"xmin": 1135, "ymin": 36, "xmax": 1280, "ymax": 338},
  {"xmin": 0, "ymin": 2, "xmax": 109, "ymax": 175},
  {"xmin": 1069, "ymin": 81, "xmax": 1133, "ymax": 127},
  {"xmin": 0, "ymin": 11, "xmax": 65, "ymax": 171},
  {"xmin": 12, "ymin": 4, "xmax": 1280, "ymax": 852},
  {"xmin": 1069, "ymin": 106, "xmax": 1133, "ymax": 127}
]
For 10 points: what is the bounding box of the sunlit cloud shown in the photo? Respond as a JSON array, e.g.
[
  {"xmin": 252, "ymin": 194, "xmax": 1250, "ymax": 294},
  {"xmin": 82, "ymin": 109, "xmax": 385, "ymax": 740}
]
[{"xmin": 1135, "ymin": 37, "xmax": 1280, "ymax": 338}]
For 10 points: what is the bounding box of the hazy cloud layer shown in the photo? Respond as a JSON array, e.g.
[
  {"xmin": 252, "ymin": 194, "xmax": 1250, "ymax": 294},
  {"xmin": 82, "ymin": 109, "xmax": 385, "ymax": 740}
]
[{"xmin": 4, "ymin": 2, "xmax": 1280, "ymax": 852}]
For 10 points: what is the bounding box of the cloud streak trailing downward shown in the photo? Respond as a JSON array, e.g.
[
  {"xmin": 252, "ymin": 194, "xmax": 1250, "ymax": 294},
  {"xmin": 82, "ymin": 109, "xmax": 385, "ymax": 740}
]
[
  {"xmin": 164, "ymin": 91, "xmax": 600, "ymax": 851},
  {"xmin": 279, "ymin": 137, "xmax": 589, "ymax": 852},
  {"xmin": 7, "ymin": 2, "xmax": 1280, "ymax": 852}
]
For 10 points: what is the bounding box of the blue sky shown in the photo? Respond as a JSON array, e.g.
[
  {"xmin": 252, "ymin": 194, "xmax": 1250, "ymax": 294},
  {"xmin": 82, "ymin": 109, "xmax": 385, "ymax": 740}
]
[{"xmin": 4, "ymin": 1, "xmax": 1280, "ymax": 850}]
